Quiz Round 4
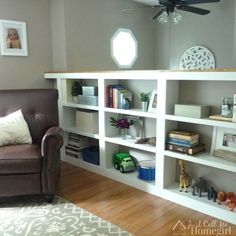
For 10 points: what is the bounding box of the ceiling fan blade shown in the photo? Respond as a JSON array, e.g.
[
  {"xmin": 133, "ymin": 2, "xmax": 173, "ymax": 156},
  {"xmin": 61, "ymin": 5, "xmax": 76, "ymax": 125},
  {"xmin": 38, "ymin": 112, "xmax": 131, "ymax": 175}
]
[
  {"xmin": 181, "ymin": 0, "xmax": 220, "ymax": 5},
  {"xmin": 159, "ymin": 0, "xmax": 173, "ymax": 5},
  {"xmin": 152, "ymin": 9, "xmax": 165, "ymax": 20},
  {"xmin": 177, "ymin": 5, "xmax": 210, "ymax": 15},
  {"xmin": 121, "ymin": 6, "xmax": 158, "ymax": 12}
]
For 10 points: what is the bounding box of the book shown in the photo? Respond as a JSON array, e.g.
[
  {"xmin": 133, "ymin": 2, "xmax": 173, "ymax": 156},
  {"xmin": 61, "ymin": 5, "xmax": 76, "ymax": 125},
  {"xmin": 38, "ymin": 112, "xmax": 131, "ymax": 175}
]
[
  {"xmin": 106, "ymin": 85, "xmax": 111, "ymax": 107},
  {"xmin": 209, "ymin": 114, "xmax": 232, "ymax": 122},
  {"xmin": 112, "ymin": 85, "xmax": 124, "ymax": 108},
  {"xmin": 169, "ymin": 130, "xmax": 199, "ymax": 141},
  {"xmin": 119, "ymin": 90, "xmax": 132, "ymax": 109},
  {"xmin": 167, "ymin": 140, "xmax": 200, "ymax": 148},
  {"xmin": 167, "ymin": 137, "xmax": 199, "ymax": 146},
  {"xmin": 107, "ymin": 85, "xmax": 123, "ymax": 108},
  {"xmin": 166, "ymin": 143, "xmax": 205, "ymax": 155}
]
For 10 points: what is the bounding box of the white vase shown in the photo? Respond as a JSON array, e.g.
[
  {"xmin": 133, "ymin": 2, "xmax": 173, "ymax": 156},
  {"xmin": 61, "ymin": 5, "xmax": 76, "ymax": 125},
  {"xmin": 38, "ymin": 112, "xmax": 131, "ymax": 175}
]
[{"xmin": 73, "ymin": 96, "xmax": 79, "ymax": 103}]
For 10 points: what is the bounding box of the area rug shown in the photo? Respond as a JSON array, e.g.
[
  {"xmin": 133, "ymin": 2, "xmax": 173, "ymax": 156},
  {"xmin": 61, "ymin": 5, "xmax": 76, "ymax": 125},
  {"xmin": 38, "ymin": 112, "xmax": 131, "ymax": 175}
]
[{"xmin": 0, "ymin": 196, "xmax": 132, "ymax": 236}]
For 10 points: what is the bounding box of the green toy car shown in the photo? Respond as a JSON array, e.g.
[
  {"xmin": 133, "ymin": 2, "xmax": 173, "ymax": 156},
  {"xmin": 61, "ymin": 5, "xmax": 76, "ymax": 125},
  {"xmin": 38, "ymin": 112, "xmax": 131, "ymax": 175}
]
[{"xmin": 113, "ymin": 152, "xmax": 136, "ymax": 173}]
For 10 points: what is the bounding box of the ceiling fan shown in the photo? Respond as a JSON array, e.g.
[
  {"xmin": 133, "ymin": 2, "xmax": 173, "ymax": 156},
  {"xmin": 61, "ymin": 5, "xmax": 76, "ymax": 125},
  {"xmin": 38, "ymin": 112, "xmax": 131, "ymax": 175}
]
[
  {"xmin": 122, "ymin": 0, "xmax": 220, "ymax": 24},
  {"xmin": 152, "ymin": 0, "xmax": 220, "ymax": 21}
]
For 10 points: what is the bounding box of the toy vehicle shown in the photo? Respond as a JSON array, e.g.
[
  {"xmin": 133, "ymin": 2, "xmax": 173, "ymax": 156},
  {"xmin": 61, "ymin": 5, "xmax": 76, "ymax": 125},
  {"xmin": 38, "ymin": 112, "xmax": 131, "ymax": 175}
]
[{"xmin": 113, "ymin": 152, "xmax": 136, "ymax": 173}]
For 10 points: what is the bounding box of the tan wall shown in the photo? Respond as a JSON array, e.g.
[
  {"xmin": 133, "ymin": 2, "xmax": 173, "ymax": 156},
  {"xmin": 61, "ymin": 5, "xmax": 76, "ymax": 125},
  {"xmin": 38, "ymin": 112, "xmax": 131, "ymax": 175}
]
[
  {"xmin": 0, "ymin": 0, "xmax": 234, "ymax": 87},
  {"xmin": 155, "ymin": 0, "xmax": 236, "ymax": 69},
  {"xmin": 0, "ymin": 0, "xmax": 53, "ymax": 89},
  {"xmin": 51, "ymin": 0, "xmax": 156, "ymax": 71}
]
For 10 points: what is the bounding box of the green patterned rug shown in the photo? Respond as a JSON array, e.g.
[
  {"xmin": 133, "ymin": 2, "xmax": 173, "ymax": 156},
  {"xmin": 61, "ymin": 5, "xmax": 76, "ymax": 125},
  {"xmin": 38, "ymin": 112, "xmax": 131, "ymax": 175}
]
[{"xmin": 0, "ymin": 196, "xmax": 132, "ymax": 236}]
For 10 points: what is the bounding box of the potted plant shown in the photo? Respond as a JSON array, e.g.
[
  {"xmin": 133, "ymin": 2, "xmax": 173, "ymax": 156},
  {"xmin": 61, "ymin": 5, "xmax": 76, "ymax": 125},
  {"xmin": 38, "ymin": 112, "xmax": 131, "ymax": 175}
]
[
  {"xmin": 71, "ymin": 81, "xmax": 82, "ymax": 103},
  {"xmin": 110, "ymin": 117, "xmax": 133, "ymax": 139},
  {"xmin": 140, "ymin": 92, "xmax": 150, "ymax": 111}
]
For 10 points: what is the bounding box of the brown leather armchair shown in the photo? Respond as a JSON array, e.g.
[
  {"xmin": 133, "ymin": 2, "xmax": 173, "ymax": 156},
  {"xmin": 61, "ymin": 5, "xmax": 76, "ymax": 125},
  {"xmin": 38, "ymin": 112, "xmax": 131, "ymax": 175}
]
[{"xmin": 0, "ymin": 89, "xmax": 63, "ymax": 202}]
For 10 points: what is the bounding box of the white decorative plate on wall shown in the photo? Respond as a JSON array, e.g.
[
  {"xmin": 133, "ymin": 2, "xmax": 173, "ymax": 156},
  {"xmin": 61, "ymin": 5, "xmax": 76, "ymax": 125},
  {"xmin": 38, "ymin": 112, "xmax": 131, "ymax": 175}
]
[{"xmin": 180, "ymin": 46, "xmax": 215, "ymax": 70}]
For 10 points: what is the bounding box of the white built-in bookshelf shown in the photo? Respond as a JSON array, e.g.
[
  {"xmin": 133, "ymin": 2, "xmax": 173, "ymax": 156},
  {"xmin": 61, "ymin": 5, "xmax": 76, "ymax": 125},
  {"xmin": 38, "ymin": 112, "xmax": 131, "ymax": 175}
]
[{"xmin": 45, "ymin": 70, "xmax": 236, "ymax": 225}]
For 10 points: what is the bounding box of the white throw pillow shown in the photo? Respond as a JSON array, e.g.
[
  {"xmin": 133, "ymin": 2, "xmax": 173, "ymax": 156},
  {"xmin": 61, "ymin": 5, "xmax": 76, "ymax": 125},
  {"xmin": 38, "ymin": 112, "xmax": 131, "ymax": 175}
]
[{"xmin": 0, "ymin": 109, "xmax": 32, "ymax": 147}]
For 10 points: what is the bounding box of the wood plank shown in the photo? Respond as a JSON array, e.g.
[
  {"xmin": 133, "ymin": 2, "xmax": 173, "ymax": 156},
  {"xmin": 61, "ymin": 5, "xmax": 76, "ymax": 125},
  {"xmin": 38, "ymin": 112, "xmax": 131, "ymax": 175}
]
[{"xmin": 56, "ymin": 161, "xmax": 236, "ymax": 235}]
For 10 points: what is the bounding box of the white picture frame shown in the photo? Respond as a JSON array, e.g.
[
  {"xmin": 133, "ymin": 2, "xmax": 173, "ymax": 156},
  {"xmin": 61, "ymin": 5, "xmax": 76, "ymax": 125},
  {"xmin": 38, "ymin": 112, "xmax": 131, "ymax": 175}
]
[
  {"xmin": 0, "ymin": 20, "xmax": 28, "ymax": 56},
  {"xmin": 210, "ymin": 127, "xmax": 236, "ymax": 154},
  {"xmin": 148, "ymin": 90, "xmax": 157, "ymax": 113}
]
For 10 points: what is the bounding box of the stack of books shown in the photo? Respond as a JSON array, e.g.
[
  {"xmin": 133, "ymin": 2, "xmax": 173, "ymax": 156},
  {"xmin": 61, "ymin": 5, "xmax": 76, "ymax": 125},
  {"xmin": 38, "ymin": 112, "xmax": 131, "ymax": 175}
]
[
  {"xmin": 166, "ymin": 130, "xmax": 205, "ymax": 155},
  {"xmin": 106, "ymin": 85, "xmax": 132, "ymax": 109}
]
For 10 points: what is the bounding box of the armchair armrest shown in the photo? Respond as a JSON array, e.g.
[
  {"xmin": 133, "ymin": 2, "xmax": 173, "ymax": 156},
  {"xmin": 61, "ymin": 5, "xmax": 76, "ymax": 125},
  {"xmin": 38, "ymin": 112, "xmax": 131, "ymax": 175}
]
[
  {"xmin": 41, "ymin": 126, "xmax": 63, "ymax": 194},
  {"xmin": 41, "ymin": 126, "xmax": 63, "ymax": 157}
]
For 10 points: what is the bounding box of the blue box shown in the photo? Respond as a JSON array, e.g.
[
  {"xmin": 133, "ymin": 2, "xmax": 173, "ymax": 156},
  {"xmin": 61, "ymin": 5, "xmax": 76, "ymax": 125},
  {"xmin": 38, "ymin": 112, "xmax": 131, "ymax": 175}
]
[{"xmin": 82, "ymin": 146, "xmax": 100, "ymax": 165}]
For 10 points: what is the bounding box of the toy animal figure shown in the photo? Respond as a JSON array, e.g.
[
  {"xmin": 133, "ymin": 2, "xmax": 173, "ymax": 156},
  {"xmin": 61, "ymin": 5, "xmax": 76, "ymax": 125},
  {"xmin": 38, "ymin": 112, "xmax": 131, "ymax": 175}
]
[
  {"xmin": 179, "ymin": 160, "xmax": 189, "ymax": 193},
  {"xmin": 191, "ymin": 177, "xmax": 208, "ymax": 197},
  {"xmin": 217, "ymin": 191, "xmax": 226, "ymax": 204},
  {"xmin": 207, "ymin": 187, "xmax": 217, "ymax": 202},
  {"xmin": 225, "ymin": 192, "xmax": 236, "ymax": 211},
  {"xmin": 135, "ymin": 137, "xmax": 156, "ymax": 146}
]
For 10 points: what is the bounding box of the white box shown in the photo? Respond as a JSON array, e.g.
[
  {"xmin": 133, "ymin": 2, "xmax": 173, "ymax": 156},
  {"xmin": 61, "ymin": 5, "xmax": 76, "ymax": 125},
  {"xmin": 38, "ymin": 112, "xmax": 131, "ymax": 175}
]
[
  {"xmin": 78, "ymin": 95, "xmax": 98, "ymax": 106},
  {"xmin": 82, "ymin": 86, "xmax": 98, "ymax": 96},
  {"xmin": 174, "ymin": 104, "xmax": 209, "ymax": 118},
  {"xmin": 76, "ymin": 110, "xmax": 98, "ymax": 133}
]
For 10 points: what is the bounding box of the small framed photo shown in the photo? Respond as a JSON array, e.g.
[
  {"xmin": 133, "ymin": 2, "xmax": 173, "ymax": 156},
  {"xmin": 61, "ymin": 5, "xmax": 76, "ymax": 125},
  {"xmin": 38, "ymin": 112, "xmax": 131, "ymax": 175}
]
[
  {"xmin": 211, "ymin": 127, "xmax": 236, "ymax": 154},
  {"xmin": 0, "ymin": 20, "xmax": 28, "ymax": 56},
  {"xmin": 148, "ymin": 90, "xmax": 157, "ymax": 113}
]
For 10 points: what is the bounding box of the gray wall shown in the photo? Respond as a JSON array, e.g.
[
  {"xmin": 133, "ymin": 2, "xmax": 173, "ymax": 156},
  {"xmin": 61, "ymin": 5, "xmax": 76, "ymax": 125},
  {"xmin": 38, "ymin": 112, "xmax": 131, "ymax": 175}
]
[
  {"xmin": 0, "ymin": 0, "xmax": 53, "ymax": 89},
  {"xmin": 0, "ymin": 0, "xmax": 235, "ymax": 89},
  {"xmin": 155, "ymin": 0, "xmax": 235, "ymax": 69},
  {"xmin": 51, "ymin": 0, "xmax": 156, "ymax": 71},
  {"xmin": 51, "ymin": 0, "xmax": 236, "ymax": 71}
]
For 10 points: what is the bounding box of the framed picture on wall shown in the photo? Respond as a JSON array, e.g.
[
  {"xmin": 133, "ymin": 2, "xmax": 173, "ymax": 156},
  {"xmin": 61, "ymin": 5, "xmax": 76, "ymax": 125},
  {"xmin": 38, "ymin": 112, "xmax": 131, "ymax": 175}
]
[
  {"xmin": 0, "ymin": 20, "xmax": 28, "ymax": 56},
  {"xmin": 148, "ymin": 90, "xmax": 157, "ymax": 113}
]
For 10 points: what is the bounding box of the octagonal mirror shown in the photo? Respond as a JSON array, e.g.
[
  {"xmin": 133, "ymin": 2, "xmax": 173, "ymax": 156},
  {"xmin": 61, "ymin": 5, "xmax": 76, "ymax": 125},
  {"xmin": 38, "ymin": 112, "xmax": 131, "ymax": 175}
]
[{"xmin": 111, "ymin": 28, "xmax": 137, "ymax": 68}]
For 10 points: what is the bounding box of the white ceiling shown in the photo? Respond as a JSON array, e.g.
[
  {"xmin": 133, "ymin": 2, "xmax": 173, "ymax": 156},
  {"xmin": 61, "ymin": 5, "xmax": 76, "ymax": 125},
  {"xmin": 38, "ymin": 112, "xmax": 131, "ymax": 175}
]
[{"xmin": 132, "ymin": 0, "xmax": 159, "ymax": 6}]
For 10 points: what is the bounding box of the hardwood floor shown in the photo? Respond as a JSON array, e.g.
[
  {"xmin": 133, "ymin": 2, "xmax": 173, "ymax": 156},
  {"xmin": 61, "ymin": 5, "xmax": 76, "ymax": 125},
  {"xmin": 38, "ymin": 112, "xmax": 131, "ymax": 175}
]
[{"xmin": 56, "ymin": 161, "xmax": 236, "ymax": 236}]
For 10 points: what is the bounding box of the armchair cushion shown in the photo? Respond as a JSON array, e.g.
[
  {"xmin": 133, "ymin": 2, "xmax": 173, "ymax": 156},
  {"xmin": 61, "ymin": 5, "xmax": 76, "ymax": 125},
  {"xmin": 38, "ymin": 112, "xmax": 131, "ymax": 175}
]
[
  {"xmin": 0, "ymin": 109, "xmax": 32, "ymax": 147},
  {"xmin": 0, "ymin": 144, "xmax": 41, "ymax": 174}
]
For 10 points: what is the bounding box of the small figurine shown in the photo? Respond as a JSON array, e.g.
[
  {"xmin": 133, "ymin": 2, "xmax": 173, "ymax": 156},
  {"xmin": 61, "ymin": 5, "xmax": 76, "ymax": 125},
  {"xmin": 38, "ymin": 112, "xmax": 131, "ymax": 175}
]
[
  {"xmin": 217, "ymin": 191, "xmax": 226, "ymax": 204},
  {"xmin": 135, "ymin": 137, "xmax": 156, "ymax": 146},
  {"xmin": 225, "ymin": 192, "xmax": 236, "ymax": 211},
  {"xmin": 179, "ymin": 160, "xmax": 189, "ymax": 193},
  {"xmin": 191, "ymin": 177, "xmax": 208, "ymax": 197},
  {"xmin": 207, "ymin": 187, "xmax": 217, "ymax": 202}
]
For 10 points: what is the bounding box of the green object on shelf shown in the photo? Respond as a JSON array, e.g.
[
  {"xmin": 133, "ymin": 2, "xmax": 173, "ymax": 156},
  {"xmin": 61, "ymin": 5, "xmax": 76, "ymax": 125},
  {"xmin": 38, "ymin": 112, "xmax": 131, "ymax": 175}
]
[
  {"xmin": 140, "ymin": 92, "xmax": 151, "ymax": 102},
  {"xmin": 113, "ymin": 152, "xmax": 136, "ymax": 173},
  {"xmin": 71, "ymin": 81, "xmax": 82, "ymax": 96}
]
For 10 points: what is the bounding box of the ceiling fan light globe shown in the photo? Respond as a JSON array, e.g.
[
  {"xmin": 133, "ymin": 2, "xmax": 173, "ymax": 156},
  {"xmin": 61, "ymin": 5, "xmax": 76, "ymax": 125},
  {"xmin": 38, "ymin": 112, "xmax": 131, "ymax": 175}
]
[
  {"xmin": 157, "ymin": 11, "xmax": 168, "ymax": 24},
  {"xmin": 171, "ymin": 11, "xmax": 182, "ymax": 24}
]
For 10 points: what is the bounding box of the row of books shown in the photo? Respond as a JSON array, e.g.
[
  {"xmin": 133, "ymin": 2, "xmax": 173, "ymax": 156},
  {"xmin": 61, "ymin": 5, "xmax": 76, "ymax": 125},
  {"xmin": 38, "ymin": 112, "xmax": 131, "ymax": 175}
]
[
  {"xmin": 166, "ymin": 130, "xmax": 205, "ymax": 155},
  {"xmin": 106, "ymin": 85, "xmax": 133, "ymax": 109}
]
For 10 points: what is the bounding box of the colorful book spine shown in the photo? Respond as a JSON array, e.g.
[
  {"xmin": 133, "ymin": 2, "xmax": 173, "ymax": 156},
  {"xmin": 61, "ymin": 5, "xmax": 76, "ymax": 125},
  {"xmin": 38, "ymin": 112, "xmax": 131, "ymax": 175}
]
[
  {"xmin": 167, "ymin": 140, "xmax": 199, "ymax": 148},
  {"xmin": 106, "ymin": 84, "xmax": 132, "ymax": 109},
  {"xmin": 166, "ymin": 143, "xmax": 205, "ymax": 155},
  {"xmin": 119, "ymin": 91, "xmax": 132, "ymax": 109},
  {"xmin": 106, "ymin": 85, "xmax": 111, "ymax": 107},
  {"xmin": 169, "ymin": 130, "xmax": 199, "ymax": 141},
  {"xmin": 167, "ymin": 137, "xmax": 198, "ymax": 146},
  {"xmin": 112, "ymin": 85, "xmax": 124, "ymax": 108}
]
